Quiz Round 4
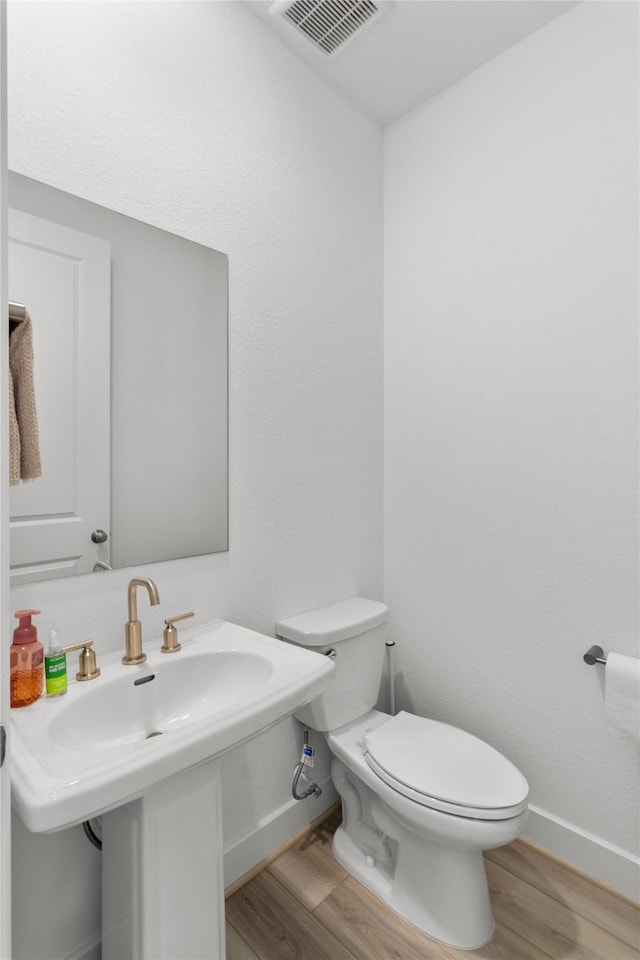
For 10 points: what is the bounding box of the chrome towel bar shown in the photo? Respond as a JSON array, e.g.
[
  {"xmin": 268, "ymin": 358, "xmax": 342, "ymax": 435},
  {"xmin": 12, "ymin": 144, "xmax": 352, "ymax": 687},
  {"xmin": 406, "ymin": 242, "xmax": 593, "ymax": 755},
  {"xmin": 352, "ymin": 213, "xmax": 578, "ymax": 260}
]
[
  {"xmin": 583, "ymin": 645, "xmax": 607, "ymax": 666},
  {"xmin": 8, "ymin": 301, "xmax": 26, "ymax": 322}
]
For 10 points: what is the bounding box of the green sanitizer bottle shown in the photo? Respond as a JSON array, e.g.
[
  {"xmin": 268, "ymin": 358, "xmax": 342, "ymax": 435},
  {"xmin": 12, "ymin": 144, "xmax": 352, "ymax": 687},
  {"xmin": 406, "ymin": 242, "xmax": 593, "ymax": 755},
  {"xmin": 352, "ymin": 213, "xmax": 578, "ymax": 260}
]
[{"xmin": 45, "ymin": 630, "xmax": 68, "ymax": 697}]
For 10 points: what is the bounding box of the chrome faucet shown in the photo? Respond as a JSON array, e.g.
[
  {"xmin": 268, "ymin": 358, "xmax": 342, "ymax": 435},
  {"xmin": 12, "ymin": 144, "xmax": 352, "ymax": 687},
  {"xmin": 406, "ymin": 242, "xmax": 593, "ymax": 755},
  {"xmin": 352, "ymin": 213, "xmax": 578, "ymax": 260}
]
[{"xmin": 123, "ymin": 577, "xmax": 160, "ymax": 665}]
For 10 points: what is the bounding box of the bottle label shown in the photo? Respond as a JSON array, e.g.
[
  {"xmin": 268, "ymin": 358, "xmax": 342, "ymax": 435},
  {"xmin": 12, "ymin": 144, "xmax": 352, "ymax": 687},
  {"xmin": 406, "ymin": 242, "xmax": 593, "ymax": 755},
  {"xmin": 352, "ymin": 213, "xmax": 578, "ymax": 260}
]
[{"xmin": 45, "ymin": 652, "xmax": 67, "ymax": 696}]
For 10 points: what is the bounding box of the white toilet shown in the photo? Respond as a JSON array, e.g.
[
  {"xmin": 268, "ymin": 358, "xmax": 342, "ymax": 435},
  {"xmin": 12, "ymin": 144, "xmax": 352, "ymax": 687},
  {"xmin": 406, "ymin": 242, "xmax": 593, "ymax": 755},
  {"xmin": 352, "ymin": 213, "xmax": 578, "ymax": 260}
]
[{"xmin": 276, "ymin": 597, "xmax": 529, "ymax": 950}]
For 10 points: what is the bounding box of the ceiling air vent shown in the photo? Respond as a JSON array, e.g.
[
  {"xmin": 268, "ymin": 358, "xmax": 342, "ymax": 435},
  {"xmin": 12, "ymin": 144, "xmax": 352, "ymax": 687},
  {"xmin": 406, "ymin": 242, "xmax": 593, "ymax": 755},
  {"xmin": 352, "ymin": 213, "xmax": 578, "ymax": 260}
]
[{"xmin": 270, "ymin": 0, "xmax": 390, "ymax": 57}]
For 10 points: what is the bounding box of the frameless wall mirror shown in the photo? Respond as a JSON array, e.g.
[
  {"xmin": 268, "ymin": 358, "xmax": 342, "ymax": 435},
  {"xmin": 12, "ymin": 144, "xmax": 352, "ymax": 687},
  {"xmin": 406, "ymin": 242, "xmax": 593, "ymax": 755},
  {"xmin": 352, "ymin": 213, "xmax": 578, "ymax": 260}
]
[{"xmin": 8, "ymin": 172, "xmax": 228, "ymax": 584}]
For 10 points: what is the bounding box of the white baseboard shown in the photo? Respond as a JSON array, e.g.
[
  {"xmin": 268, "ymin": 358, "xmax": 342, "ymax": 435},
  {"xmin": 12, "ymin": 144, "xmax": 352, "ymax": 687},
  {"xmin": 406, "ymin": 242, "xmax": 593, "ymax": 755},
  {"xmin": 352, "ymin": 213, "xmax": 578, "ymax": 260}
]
[
  {"xmin": 223, "ymin": 776, "xmax": 339, "ymax": 888},
  {"xmin": 523, "ymin": 804, "xmax": 640, "ymax": 901},
  {"xmin": 222, "ymin": 790, "xmax": 639, "ymax": 902}
]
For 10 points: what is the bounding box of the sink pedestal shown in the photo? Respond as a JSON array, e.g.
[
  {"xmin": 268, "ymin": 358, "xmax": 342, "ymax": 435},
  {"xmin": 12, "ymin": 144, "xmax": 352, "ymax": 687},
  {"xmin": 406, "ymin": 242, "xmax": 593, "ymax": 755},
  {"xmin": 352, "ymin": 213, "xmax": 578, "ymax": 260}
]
[{"xmin": 102, "ymin": 758, "xmax": 225, "ymax": 960}]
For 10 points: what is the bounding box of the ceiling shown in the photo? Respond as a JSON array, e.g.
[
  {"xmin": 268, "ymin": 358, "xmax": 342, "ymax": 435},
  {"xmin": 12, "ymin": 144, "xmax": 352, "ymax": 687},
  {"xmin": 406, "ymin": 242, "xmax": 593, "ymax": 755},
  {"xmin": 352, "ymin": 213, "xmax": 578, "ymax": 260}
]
[{"xmin": 244, "ymin": 0, "xmax": 579, "ymax": 125}]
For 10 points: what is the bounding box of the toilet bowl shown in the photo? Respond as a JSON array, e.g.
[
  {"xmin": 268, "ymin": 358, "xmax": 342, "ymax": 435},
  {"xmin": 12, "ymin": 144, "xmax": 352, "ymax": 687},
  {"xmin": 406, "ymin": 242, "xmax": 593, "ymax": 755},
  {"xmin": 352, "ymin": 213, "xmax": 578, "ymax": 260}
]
[
  {"xmin": 328, "ymin": 709, "xmax": 528, "ymax": 948},
  {"xmin": 276, "ymin": 598, "xmax": 529, "ymax": 950}
]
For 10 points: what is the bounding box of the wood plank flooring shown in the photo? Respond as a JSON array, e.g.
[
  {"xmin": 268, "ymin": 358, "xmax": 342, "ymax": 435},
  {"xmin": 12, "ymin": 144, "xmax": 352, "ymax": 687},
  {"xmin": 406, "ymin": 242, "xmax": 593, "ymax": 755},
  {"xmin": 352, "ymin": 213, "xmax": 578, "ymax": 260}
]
[{"xmin": 225, "ymin": 808, "xmax": 640, "ymax": 960}]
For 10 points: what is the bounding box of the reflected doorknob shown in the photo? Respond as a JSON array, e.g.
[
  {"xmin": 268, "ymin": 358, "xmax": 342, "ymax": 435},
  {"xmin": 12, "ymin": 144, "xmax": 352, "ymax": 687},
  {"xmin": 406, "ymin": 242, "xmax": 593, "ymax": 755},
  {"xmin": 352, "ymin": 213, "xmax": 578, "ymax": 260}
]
[{"xmin": 91, "ymin": 529, "xmax": 108, "ymax": 543}]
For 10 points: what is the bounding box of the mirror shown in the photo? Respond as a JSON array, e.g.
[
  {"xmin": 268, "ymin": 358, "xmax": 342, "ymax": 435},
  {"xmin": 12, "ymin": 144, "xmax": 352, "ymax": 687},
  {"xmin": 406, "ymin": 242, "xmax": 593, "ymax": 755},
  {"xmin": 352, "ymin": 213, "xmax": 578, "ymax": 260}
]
[{"xmin": 8, "ymin": 171, "xmax": 228, "ymax": 583}]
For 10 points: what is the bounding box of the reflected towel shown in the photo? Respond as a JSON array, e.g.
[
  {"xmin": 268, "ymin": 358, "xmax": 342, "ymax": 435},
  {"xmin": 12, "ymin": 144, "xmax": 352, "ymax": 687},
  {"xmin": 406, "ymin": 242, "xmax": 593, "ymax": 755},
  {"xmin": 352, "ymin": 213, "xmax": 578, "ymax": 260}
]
[{"xmin": 9, "ymin": 311, "xmax": 41, "ymax": 484}]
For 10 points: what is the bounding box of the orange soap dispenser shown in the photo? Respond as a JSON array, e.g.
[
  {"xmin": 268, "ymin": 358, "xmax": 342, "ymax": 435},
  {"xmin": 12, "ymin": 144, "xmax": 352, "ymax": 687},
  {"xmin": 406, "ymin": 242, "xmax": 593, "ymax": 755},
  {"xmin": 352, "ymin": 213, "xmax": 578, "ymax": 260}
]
[{"xmin": 10, "ymin": 609, "xmax": 44, "ymax": 708}]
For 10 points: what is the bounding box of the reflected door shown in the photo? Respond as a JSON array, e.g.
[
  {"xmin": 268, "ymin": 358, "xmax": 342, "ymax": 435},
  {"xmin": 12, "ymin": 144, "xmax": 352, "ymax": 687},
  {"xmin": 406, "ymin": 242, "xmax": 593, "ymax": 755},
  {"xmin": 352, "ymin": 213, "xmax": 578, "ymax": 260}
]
[{"xmin": 9, "ymin": 210, "xmax": 110, "ymax": 583}]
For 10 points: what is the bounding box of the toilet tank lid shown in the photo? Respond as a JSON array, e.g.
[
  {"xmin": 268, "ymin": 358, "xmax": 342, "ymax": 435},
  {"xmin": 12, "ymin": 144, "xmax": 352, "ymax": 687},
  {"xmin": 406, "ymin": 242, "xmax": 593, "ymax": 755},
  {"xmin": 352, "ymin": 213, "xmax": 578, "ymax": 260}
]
[{"xmin": 276, "ymin": 597, "xmax": 388, "ymax": 646}]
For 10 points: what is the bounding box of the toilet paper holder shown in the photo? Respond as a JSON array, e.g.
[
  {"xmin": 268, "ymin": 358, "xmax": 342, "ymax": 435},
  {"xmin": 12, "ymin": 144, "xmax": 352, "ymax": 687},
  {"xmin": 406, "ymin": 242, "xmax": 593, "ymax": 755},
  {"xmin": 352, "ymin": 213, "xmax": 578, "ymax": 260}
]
[{"xmin": 583, "ymin": 645, "xmax": 607, "ymax": 666}]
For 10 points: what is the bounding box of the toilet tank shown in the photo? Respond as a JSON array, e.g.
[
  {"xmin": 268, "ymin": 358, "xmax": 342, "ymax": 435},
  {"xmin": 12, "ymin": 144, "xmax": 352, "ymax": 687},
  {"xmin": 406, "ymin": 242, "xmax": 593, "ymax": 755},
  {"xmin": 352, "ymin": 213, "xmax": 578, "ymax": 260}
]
[{"xmin": 276, "ymin": 597, "xmax": 388, "ymax": 732}]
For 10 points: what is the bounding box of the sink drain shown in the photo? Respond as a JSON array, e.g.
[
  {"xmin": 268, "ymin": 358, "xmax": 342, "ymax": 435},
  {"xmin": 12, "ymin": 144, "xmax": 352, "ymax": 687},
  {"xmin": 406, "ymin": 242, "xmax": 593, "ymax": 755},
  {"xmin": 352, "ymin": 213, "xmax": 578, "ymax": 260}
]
[{"xmin": 145, "ymin": 731, "xmax": 163, "ymax": 739}]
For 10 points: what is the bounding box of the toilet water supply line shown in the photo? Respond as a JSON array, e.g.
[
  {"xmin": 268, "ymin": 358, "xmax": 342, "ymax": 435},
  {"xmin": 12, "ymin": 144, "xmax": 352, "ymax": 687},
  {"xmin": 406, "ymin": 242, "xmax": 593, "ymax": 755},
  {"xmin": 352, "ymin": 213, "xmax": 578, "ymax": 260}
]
[
  {"xmin": 291, "ymin": 729, "xmax": 323, "ymax": 800},
  {"xmin": 291, "ymin": 639, "xmax": 397, "ymax": 801}
]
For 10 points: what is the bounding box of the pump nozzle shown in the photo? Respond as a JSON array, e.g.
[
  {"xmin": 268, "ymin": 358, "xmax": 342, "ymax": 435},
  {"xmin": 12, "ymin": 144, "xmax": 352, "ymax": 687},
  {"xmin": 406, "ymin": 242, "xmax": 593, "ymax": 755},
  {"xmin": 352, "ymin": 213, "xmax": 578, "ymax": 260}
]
[
  {"xmin": 13, "ymin": 610, "xmax": 41, "ymax": 643},
  {"xmin": 14, "ymin": 609, "xmax": 41, "ymax": 624}
]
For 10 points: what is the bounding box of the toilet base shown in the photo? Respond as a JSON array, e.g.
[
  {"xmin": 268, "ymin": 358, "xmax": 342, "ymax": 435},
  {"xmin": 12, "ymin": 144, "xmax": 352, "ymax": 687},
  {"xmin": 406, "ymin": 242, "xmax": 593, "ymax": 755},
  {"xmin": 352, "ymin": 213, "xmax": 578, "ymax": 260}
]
[
  {"xmin": 332, "ymin": 822, "xmax": 495, "ymax": 951},
  {"xmin": 326, "ymin": 712, "xmax": 528, "ymax": 950}
]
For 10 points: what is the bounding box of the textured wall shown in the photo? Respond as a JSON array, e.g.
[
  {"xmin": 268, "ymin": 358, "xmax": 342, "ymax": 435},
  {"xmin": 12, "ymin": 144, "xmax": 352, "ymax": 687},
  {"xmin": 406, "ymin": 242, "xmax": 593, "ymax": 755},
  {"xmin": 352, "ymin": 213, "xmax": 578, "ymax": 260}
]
[
  {"xmin": 8, "ymin": 1, "xmax": 638, "ymax": 955},
  {"xmin": 7, "ymin": 2, "xmax": 383, "ymax": 957},
  {"xmin": 384, "ymin": 1, "xmax": 638, "ymax": 856}
]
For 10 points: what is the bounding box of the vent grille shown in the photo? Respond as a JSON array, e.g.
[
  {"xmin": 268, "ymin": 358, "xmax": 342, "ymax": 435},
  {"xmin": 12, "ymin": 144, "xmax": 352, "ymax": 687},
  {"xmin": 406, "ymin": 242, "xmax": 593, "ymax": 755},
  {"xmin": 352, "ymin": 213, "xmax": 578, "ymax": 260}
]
[{"xmin": 283, "ymin": 0, "xmax": 381, "ymax": 55}]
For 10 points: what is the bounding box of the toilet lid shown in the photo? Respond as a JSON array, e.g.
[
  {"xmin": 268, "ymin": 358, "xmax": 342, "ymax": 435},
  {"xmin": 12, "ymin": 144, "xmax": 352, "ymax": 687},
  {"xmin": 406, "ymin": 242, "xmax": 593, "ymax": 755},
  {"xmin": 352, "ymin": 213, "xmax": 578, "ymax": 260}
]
[{"xmin": 362, "ymin": 712, "xmax": 529, "ymax": 820}]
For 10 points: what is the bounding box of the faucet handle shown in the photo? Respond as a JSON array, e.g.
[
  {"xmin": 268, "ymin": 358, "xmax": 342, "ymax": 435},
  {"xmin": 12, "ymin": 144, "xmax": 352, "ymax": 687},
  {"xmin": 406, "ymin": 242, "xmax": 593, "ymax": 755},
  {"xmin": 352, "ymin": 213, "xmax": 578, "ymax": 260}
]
[
  {"xmin": 161, "ymin": 612, "xmax": 194, "ymax": 654},
  {"xmin": 63, "ymin": 640, "xmax": 101, "ymax": 681}
]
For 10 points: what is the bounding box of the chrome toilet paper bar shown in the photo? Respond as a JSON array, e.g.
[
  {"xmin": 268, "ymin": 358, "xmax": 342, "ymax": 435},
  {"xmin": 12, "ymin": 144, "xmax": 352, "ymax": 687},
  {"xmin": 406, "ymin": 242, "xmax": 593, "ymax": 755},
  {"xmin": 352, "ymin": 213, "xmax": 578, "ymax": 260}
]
[{"xmin": 583, "ymin": 645, "xmax": 607, "ymax": 666}]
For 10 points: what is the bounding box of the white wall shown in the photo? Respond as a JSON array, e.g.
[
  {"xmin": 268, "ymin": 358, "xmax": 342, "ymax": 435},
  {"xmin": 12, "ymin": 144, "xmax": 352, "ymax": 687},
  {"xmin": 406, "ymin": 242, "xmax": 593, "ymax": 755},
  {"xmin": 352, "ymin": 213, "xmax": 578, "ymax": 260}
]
[
  {"xmin": 7, "ymin": 1, "xmax": 639, "ymax": 954},
  {"xmin": 7, "ymin": 2, "xmax": 383, "ymax": 957},
  {"xmin": 385, "ymin": 0, "xmax": 638, "ymax": 894}
]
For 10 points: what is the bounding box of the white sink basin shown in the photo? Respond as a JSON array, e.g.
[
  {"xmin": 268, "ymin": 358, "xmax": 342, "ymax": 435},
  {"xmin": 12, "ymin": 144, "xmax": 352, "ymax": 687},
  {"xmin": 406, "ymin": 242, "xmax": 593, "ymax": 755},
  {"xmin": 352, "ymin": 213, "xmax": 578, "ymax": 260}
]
[
  {"xmin": 11, "ymin": 619, "xmax": 334, "ymax": 833},
  {"xmin": 47, "ymin": 650, "xmax": 273, "ymax": 751}
]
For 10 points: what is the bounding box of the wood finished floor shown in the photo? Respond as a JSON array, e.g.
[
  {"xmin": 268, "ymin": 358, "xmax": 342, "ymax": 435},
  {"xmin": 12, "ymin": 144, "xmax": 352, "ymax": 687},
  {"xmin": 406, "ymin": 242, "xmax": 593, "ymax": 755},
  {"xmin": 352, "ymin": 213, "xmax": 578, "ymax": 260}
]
[{"xmin": 225, "ymin": 809, "xmax": 640, "ymax": 960}]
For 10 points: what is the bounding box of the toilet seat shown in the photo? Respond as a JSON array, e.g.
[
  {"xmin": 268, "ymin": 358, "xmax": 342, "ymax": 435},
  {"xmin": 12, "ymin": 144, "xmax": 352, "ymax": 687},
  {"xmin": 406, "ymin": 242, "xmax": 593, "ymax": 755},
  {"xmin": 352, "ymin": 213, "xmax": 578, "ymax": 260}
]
[{"xmin": 362, "ymin": 712, "xmax": 529, "ymax": 821}]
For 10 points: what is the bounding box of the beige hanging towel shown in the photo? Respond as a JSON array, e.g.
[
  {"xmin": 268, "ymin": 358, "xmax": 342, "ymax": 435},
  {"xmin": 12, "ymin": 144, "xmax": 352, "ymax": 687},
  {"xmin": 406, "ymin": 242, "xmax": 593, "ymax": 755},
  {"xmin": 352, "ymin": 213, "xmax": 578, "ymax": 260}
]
[{"xmin": 9, "ymin": 310, "xmax": 42, "ymax": 484}]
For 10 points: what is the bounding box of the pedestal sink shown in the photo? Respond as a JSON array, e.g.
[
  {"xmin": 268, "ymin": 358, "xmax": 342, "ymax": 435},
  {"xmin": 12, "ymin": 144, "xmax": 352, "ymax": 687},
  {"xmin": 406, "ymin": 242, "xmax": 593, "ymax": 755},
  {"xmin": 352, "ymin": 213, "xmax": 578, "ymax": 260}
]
[{"xmin": 11, "ymin": 619, "xmax": 335, "ymax": 959}]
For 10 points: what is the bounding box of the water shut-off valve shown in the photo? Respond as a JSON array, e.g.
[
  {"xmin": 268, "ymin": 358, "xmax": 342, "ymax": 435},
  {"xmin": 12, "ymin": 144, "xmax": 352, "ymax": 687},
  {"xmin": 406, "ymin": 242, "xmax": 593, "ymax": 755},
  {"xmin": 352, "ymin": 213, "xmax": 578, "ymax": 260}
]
[{"xmin": 291, "ymin": 729, "xmax": 322, "ymax": 801}]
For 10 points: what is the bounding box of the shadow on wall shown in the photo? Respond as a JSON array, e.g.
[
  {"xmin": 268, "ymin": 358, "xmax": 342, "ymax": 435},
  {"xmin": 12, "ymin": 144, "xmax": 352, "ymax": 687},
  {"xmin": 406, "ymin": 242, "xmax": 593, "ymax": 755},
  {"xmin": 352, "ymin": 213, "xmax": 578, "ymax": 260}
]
[
  {"xmin": 380, "ymin": 666, "xmax": 414, "ymax": 717},
  {"xmin": 392, "ymin": 672, "xmax": 414, "ymax": 715}
]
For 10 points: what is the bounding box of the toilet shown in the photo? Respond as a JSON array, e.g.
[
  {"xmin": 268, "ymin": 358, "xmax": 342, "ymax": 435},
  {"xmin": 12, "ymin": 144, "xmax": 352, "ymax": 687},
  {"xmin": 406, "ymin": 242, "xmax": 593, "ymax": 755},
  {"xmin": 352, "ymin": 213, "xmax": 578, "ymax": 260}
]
[{"xmin": 276, "ymin": 597, "xmax": 529, "ymax": 950}]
